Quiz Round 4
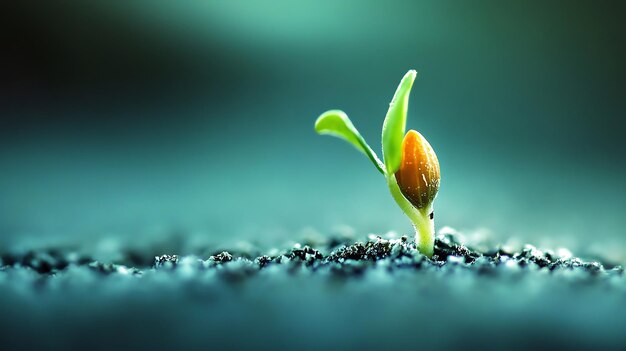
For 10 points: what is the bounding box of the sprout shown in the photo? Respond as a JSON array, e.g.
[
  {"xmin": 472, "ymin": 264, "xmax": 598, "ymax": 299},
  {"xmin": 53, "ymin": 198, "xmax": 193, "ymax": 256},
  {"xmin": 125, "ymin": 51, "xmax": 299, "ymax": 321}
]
[{"xmin": 314, "ymin": 70, "xmax": 440, "ymax": 257}]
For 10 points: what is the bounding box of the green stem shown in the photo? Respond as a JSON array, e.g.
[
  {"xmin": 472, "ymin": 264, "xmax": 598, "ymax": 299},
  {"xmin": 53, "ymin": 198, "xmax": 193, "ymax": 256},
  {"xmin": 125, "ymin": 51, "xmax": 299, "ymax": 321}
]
[{"xmin": 386, "ymin": 175, "xmax": 435, "ymax": 257}]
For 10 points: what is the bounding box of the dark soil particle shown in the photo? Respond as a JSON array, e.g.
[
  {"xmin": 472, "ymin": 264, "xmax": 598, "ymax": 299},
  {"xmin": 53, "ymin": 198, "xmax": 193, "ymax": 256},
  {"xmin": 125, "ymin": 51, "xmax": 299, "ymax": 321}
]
[
  {"xmin": 154, "ymin": 254, "xmax": 179, "ymax": 269},
  {"xmin": 210, "ymin": 251, "xmax": 233, "ymax": 263},
  {"xmin": 255, "ymin": 255, "xmax": 272, "ymax": 268},
  {"xmin": 432, "ymin": 234, "xmax": 480, "ymax": 263},
  {"xmin": 288, "ymin": 246, "xmax": 324, "ymax": 262}
]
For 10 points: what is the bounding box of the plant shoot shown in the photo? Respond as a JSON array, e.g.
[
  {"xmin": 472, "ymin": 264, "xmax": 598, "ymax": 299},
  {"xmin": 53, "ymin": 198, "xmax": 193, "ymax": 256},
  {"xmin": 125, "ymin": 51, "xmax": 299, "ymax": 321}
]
[{"xmin": 315, "ymin": 70, "xmax": 440, "ymax": 257}]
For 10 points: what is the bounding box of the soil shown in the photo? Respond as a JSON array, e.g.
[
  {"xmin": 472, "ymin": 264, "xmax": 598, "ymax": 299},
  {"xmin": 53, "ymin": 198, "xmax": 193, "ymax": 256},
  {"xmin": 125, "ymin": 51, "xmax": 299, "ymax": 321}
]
[
  {"xmin": 1, "ymin": 232, "xmax": 621, "ymax": 276},
  {"xmin": 0, "ymin": 231, "xmax": 624, "ymax": 350}
]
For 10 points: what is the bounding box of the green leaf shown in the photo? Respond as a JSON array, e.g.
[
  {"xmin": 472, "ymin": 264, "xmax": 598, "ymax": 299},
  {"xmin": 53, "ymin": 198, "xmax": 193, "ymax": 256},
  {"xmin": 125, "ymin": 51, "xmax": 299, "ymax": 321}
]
[
  {"xmin": 381, "ymin": 70, "xmax": 417, "ymax": 175},
  {"xmin": 315, "ymin": 110, "xmax": 386, "ymax": 174}
]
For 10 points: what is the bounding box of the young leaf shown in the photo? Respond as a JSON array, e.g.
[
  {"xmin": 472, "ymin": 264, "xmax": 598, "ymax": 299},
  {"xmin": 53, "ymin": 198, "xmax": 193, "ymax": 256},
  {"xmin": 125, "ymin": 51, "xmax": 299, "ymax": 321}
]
[
  {"xmin": 381, "ymin": 70, "xmax": 417, "ymax": 175},
  {"xmin": 315, "ymin": 110, "xmax": 385, "ymax": 174}
]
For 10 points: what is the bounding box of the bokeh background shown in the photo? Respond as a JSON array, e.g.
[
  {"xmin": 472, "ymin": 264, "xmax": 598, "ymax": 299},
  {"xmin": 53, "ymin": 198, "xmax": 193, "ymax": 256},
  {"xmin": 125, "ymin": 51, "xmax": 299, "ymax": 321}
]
[{"xmin": 1, "ymin": 1, "xmax": 625, "ymax": 260}]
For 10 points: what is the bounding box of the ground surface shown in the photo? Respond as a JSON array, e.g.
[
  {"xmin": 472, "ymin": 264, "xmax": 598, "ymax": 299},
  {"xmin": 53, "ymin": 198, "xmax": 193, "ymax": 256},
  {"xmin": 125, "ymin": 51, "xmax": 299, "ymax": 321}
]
[{"xmin": 1, "ymin": 230, "xmax": 625, "ymax": 350}]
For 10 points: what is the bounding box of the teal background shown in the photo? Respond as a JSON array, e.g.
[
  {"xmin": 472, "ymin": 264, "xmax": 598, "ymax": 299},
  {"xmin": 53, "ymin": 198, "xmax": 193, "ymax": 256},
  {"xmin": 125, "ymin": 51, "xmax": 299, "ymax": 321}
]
[{"xmin": 1, "ymin": 1, "xmax": 625, "ymax": 260}]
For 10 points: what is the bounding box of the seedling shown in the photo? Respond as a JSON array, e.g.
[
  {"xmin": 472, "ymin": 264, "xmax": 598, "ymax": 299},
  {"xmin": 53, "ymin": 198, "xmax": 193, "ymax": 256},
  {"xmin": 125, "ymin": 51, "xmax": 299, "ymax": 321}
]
[{"xmin": 315, "ymin": 70, "xmax": 440, "ymax": 257}]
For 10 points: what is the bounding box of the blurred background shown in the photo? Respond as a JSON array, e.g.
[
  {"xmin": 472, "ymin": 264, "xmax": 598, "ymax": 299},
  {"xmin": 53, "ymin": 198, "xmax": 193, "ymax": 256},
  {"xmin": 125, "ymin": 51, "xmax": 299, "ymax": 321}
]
[{"xmin": 1, "ymin": 1, "xmax": 625, "ymax": 259}]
